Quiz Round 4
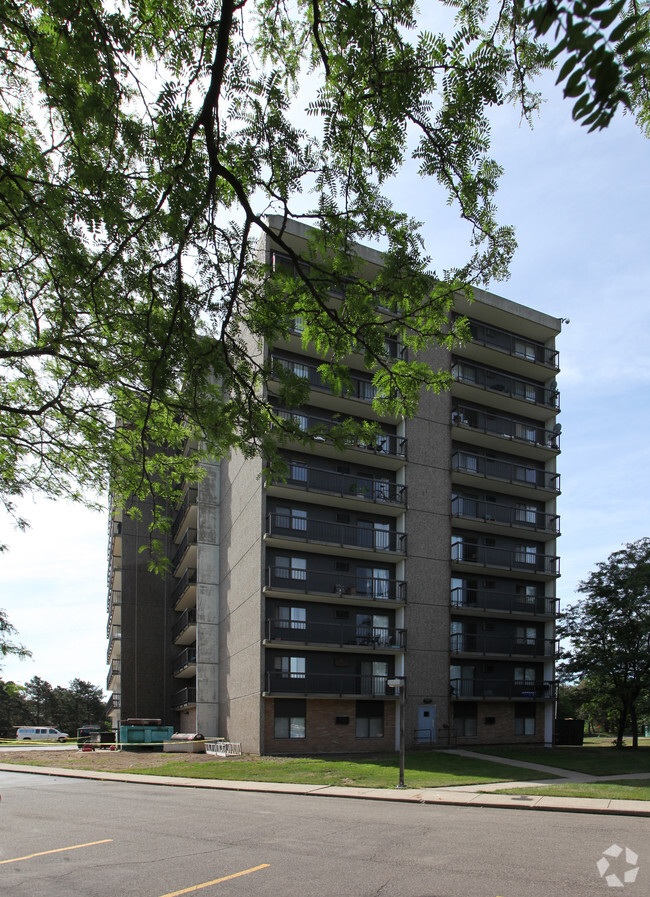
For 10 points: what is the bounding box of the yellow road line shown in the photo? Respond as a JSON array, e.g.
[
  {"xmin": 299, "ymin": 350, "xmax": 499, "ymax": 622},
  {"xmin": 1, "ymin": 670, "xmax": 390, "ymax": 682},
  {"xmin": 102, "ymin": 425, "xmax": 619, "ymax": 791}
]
[
  {"xmin": 0, "ymin": 839, "xmax": 113, "ymax": 865},
  {"xmin": 158, "ymin": 864, "xmax": 271, "ymax": 897}
]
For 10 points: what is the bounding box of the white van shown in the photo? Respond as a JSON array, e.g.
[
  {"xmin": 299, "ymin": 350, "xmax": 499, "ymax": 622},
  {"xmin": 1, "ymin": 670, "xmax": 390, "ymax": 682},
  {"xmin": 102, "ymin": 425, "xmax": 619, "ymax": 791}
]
[{"xmin": 16, "ymin": 727, "xmax": 69, "ymax": 742}]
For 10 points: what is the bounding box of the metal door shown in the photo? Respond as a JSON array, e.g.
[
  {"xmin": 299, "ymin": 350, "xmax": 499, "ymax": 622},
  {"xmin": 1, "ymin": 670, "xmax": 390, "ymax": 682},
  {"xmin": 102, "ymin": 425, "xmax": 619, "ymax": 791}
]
[{"xmin": 416, "ymin": 705, "xmax": 436, "ymax": 744}]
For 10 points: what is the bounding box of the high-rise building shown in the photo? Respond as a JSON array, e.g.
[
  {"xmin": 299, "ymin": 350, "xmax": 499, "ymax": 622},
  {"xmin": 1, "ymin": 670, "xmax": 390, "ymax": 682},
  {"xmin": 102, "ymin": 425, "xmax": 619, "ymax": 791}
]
[{"xmin": 106, "ymin": 217, "xmax": 561, "ymax": 751}]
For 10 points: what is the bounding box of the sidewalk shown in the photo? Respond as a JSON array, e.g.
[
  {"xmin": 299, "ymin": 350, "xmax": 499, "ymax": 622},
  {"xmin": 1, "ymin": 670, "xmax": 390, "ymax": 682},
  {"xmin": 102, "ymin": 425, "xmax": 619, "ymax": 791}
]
[{"xmin": 2, "ymin": 753, "xmax": 649, "ymax": 817}]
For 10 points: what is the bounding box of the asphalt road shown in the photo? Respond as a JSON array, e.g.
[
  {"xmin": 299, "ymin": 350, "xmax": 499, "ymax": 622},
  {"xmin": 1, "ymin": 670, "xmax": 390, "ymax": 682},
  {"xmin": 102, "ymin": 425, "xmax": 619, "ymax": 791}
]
[{"xmin": 0, "ymin": 771, "xmax": 646, "ymax": 897}]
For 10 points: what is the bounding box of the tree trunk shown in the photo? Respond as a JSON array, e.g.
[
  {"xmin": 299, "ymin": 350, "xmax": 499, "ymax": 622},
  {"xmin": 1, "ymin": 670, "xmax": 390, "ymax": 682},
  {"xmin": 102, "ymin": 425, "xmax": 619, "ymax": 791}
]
[
  {"xmin": 630, "ymin": 703, "xmax": 638, "ymax": 749},
  {"xmin": 615, "ymin": 705, "xmax": 628, "ymax": 749}
]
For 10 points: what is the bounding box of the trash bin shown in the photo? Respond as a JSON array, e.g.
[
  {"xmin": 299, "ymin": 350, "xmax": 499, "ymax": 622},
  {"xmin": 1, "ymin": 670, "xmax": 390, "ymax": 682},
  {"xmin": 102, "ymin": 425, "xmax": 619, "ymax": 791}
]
[
  {"xmin": 119, "ymin": 723, "xmax": 174, "ymax": 751},
  {"xmin": 163, "ymin": 733, "xmax": 206, "ymax": 754}
]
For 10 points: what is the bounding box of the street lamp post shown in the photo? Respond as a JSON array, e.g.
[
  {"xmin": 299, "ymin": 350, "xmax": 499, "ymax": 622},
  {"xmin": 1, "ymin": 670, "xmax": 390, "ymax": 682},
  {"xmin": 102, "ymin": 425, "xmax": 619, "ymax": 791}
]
[{"xmin": 388, "ymin": 677, "xmax": 405, "ymax": 788}]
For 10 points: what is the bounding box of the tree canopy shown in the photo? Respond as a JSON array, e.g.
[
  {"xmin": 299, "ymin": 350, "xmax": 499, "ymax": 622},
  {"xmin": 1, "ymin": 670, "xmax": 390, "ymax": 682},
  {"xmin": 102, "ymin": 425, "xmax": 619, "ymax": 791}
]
[
  {"xmin": 559, "ymin": 538, "xmax": 650, "ymax": 748},
  {"xmin": 0, "ymin": 608, "xmax": 31, "ymax": 667},
  {"xmin": 1, "ymin": 0, "xmax": 648, "ymax": 530}
]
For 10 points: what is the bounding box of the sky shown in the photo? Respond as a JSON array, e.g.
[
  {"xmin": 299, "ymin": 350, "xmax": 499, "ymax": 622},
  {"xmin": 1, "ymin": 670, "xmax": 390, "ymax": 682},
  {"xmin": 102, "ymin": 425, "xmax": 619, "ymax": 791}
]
[{"xmin": 1, "ymin": 20, "xmax": 649, "ymax": 692}]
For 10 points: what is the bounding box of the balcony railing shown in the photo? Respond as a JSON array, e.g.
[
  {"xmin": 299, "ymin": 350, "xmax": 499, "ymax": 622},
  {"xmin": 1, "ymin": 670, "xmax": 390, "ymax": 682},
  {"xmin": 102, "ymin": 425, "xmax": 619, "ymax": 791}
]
[
  {"xmin": 172, "ymin": 647, "xmax": 196, "ymax": 676},
  {"xmin": 450, "ymin": 634, "xmax": 556, "ymax": 657},
  {"xmin": 265, "ymin": 619, "xmax": 405, "ymax": 649},
  {"xmin": 450, "ymin": 678, "xmax": 557, "ymax": 700},
  {"xmin": 106, "ymin": 626, "xmax": 121, "ymax": 664},
  {"xmin": 107, "ymin": 694, "xmax": 121, "ymax": 713},
  {"xmin": 275, "ymin": 464, "xmax": 406, "ymax": 506},
  {"xmin": 106, "ymin": 587, "xmax": 122, "ymax": 613},
  {"xmin": 172, "ymin": 686, "xmax": 197, "ymax": 708},
  {"xmin": 106, "ymin": 660, "xmax": 120, "ymax": 690},
  {"xmin": 265, "ymin": 566, "xmax": 407, "ymax": 601},
  {"xmin": 172, "ymin": 608, "xmax": 197, "ymax": 642},
  {"xmin": 172, "ymin": 528, "xmax": 197, "ymax": 571},
  {"xmin": 452, "ymin": 452, "xmax": 560, "ymax": 493},
  {"xmin": 274, "ymin": 409, "xmax": 407, "ymax": 459},
  {"xmin": 451, "ymin": 541, "xmax": 560, "ymax": 576},
  {"xmin": 452, "ymin": 362, "xmax": 559, "ymax": 410},
  {"xmin": 172, "ymin": 567, "xmax": 197, "ymax": 607},
  {"xmin": 172, "ymin": 487, "xmax": 198, "ymax": 538},
  {"xmin": 266, "ymin": 513, "xmax": 406, "ymax": 554},
  {"xmin": 452, "ymin": 405, "xmax": 560, "ymax": 451},
  {"xmin": 272, "ymin": 356, "xmax": 377, "ymax": 403},
  {"xmin": 451, "ymin": 497, "xmax": 559, "ymax": 535},
  {"xmin": 451, "ymin": 587, "xmax": 558, "ymax": 617},
  {"xmin": 265, "ymin": 671, "xmax": 390, "ymax": 696},
  {"xmin": 464, "ymin": 318, "xmax": 559, "ymax": 369}
]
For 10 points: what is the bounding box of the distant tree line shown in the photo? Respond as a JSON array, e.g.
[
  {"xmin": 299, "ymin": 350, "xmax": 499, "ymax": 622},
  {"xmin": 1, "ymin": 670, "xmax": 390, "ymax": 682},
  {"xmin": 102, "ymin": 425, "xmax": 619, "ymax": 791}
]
[{"xmin": 0, "ymin": 676, "xmax": 107, "ymax": 736}]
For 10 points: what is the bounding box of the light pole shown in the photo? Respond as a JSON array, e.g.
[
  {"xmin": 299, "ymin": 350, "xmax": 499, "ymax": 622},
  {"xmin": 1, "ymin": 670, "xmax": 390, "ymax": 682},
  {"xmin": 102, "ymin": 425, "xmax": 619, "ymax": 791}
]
[{"xmin": 388, "ymin": 677, "xmax": 405, "ymax": 788}]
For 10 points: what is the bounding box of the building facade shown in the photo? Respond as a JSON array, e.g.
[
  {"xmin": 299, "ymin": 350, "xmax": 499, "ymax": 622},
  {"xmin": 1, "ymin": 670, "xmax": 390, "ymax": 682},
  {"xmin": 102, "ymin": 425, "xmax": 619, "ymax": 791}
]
[{"xmin": 106, "ymin": 217, "xmax": 561, "ymax": 751}]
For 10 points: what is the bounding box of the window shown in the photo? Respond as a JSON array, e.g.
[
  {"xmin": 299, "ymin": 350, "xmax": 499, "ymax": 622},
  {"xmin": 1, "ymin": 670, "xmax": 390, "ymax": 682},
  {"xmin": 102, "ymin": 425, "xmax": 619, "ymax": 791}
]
[
  {"xmin": 360, "ymin": 661, "xmax": 388, "ymax": 695},
  {"xmin": 276, "ymin": 556, "xmax": 307, "ymax": 581},
  {"xmin": 290, "ymin": 460, "xmax": 308, "ymax": 482},
  {"xmin": 275, "ymin": 656, "xmax": 306, "ymax": 678},
  {"xmin": 514, "ymin": 340, "xmax": 536, "ymax": 361},
  {"xmin": 356, "ymin": 700, "xmax": 384, "ymax": 737},
  {"xmin": 277, "ymin": 606, "xmax": 307, "ymax": 630},
  {"xmin": 274, "ymin": 699, "xmax": 306, "ymax": 739},
  {"xmin": 515, "ymin": 544, "xmax": 537, "ymax": 565},
  {"xmin": 453, "ymin": 702, "xmax": 477, "ymax": 737},
  {"xmin": 514, "ymin": 666, "xmax": 536, "ymax": 683},
  {"xmin": 514, "ymin": 703, "xmax": 536, "ymax": 736},
  {"xmin": 516, "ymin": 626, "xmax": 537, "ymax": 647},
  {"xmin": 515, "ymin": 503, "xmax": 538, "ymax": 525},
  {"xmin": 515, "ymin": 422, "xmax": 537, "ymax": 444},
  {"xmin": 357, "ymin": 566, "xmax": 391, "ymax": 598},
  {"xmin": 356, "ymin": 613, "xmax": 390, "ymax": 647},
  {"xmin": 515, "ymin": 464, "xmax": 537, "ymax": 484}
]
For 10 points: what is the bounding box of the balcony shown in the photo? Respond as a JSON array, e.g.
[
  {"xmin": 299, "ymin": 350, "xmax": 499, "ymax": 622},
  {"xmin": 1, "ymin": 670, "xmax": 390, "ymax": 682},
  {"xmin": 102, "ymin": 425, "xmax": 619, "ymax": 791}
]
[
  {"xmin": 450, "ymin": 634, "xmax": 557, "ymax": 658},
  {"xmin": 451, "ymin": 587, "xmax": 558, "ymax": 617},
  {"xmin": 107, "ymin": 693, "xmax": 121, "ymax": 714},
  {"xmin": 451, "ymin": 541, "xmax": 560, "ymax": 577},
  {"xmin": 264, "ymin": 671, "xmax": 391, "ymax": 697},
  {"xmin": 452, "ymin": 405, "xmax": 560, "ymax": 458},
  {"xmin": 172, "ymin": 487, "xmax": 198, "ymax": 540},
  {"xmin": 265, "ymin": 513, "xmax": 406, "ymax": 559},
  {"xmin": 269, "ymin": 464, "xmax": 406, "ymax": 513},
  {"xmin": 452, "ymin": 361, "xmax": 559, "ymax": 418},
  {"xmin": 264, "ymin": 619, "xmax": 406, "ymax": 650},
  {"xmin": 273, "ymin": 408, "xmax": 407, "ymax": 466},
  {"xmin": 451, "ymin": 451, "xmax": 560, "ymax": 496},
  {"xmin": 106, "ymin": 660, "xmax": 120, "ymax": 690},
  {"xmin": 265, "ymin": 567, "xmax": 407, "ymax": 603},
  {"xmin": 172, "ymin": 646, "xmax": 196, "ymax": 677},
  {"xmin": 106, "ymin": 625, "xmax": 121, "ymax": 663},
  {"xmin": 450, "ymin": 678, "xmax": 557, "ymax": 700},
  {"xmin": 106, "ymin": 591, "xmax": 122, "ymax": 634},
  {"xmin": 272, "ymin": 356, "xmax": 378, "ymax": 404},
  {"xmin": 172, "ymin": 528, "xmax": 197, "ymax": 576},
  {"xmin": 451, "ymin": 496, "xmax": 559, "ymax": 538},
  {"xmin": 462, "ymin": 317, "xmax": 559, "ymax": 370},
  {"xmin": 106, "ymin": 587, "xmax": 122, "ymax": 613},
  {"xmin": 172, "ymin": 607, "xmax": 197, "ymax": 645},
  {"xmin": 172, "ymin": 567, "xmax": 197, "ymax": 611},
  {"xmin": 172, "ymin": 686, "xmax": 196, "ymax": 709}
]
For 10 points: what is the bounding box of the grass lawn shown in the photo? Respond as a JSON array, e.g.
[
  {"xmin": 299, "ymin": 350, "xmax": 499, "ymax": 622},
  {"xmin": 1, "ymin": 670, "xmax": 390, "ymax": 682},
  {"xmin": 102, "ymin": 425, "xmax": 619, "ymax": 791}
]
[
  {"xmin": 0, "ymin": 748, "xmax": 558, "ymax": 789},
  {"xmin": 492, "ymin": 780, "xmax": 650, "ymax": 801},
  {"xmin": 469, "ymin": 744, "xmax": 650, "ymax": 776}
]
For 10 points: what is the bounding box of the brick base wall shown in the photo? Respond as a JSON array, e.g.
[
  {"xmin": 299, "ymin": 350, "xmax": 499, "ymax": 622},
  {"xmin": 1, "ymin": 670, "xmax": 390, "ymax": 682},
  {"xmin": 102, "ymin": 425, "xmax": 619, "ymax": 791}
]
[
  {"xmin": 263, "ymin": 698, "xmax": 396, "ymax": 754},
  {"xmin": 455, "ymin": 702, "xmax": 545, "ymax": 746}
]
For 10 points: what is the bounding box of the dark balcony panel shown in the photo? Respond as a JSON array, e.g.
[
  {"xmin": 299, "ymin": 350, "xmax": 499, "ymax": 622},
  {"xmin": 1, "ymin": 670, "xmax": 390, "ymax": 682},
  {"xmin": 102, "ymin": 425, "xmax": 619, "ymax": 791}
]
[
  {"xmin": 451, "ymin": 496, "xmax": 560, "ymax": 535},
  {"xmin": 452, "ymin": 405, "xmax": 560, "ymax": 451},
  {"xmin": 172, "ymin": 647, "xmax": 196, "ymax": 676},
  {"xmin": 265, "ymin": 566, "xmax": 407, "ymax": 602},
  {"xmin": 266, "ymin": 513, "xmax": 406, "ymax": 554},
  {"xmin": 450, "ymin": 634, "xmax": 556, "ymax": 657},
  {"xmin": 276, "ymin": 464, "xmax": 406, "ymax": 506},
  {"xmin": 172, "ymin": 529, "xmax": 197, "ymax": 571},
  {"xmin": 172, "ymin": 608, "xmax": 197, "ymax": 642},
  {"xmin": 172, "ymin": 686, "xmax": 197, "ymax": 708},
  {"xmin": 265, "ymin": 619, "xmax": 406, "ymax": 649},
  {"xmin": 172, "ymin": 487, "xmax": 198, "ymax": 539},
  {"xmin": 265, "ymin": 671, "xmax": 389, "ymax": 696},
  {"xmin": 451, "ymin": 541, "xmax": 560, "ymax": 576},
  {"xmin": 463, "ymin": 317, "xmax": 559, "ymax": 369},
  {"xmin": 451, "ymin": 587, "xmax": 558, "ymax": 617},
  {"xmin": 172, "ymin": 568, "xmax": 197, "ymax": 606},
  {"xmin": 452, "ymin": 451, "xmax": 560, "ymax": 493},
  {"xmin": 450, "ymin": 678, "xmax": 557, "ymax": 700},
  {"xmin": 452, "ymin": 361, "xmax": 560, "ymax": 410},
  {"xmin": 272, "ymin": 355, "xmax": 377, "ymax": 403}
]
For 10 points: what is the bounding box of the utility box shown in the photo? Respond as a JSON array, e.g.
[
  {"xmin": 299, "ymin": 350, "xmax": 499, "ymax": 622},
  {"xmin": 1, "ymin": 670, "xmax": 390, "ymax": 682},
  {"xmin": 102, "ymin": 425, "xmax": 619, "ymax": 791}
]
[
  {"xmin": 555, "ymin": 718, "xmax": 584, "ymax": 746},
  {"xmin": 119, "ymin": 724, "xmax": 174, "ymax": 751},
  {"xmin": 163, "ymin": 733, "xmax": 206, "ymax": 754}
]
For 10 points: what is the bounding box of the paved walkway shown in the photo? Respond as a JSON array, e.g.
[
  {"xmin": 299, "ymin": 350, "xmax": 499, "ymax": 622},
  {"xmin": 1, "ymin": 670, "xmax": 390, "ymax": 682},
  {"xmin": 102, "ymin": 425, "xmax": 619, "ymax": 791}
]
[{"xmin": 1, "ymin": 751, "xmax": 649, "ymax": 817}]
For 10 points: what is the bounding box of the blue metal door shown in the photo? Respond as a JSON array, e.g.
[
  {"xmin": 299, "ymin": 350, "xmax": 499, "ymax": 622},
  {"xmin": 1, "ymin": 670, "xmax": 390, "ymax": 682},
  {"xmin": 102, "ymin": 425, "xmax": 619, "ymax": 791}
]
[{"xmin": 416, "ymin": 705, "xmax": 436, "ymax": 744}]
